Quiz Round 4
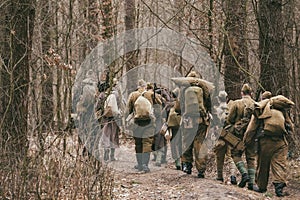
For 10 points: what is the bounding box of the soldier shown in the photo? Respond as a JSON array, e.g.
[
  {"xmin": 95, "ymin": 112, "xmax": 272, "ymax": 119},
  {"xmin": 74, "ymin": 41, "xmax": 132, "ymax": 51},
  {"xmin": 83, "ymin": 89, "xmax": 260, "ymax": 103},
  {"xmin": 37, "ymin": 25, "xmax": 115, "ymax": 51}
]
[
  {"xmin": 99, "ymin": 81, "xmax": 122, "ymax": 162},
  {"xmin": 178, "ymin": 71, "xmax": 212, "ymax": 178},
  {"xmin": 244, "ymin": 94, "xmax": 295, "ymax": 197},
  {"xmin": 147, "ymin": 83, "xmax": 165, "ymax": 167},
  {"xmin": 77, "ymin": 69, "xmax": 98, "ymax": 156},
  {"xmin": 225, "ymin": 84, "xmax": 256, "ymax": 189},
  {"xmin": 213, "ymin": 91, "xmax": 237, "ymax": 184},
  {"xmin": 125, "ymin": 79, "xmax": 162, "ymax": 172},
  {"xmin": 166, "ymin": 88, "xmax": 182, "ymax": 170}
]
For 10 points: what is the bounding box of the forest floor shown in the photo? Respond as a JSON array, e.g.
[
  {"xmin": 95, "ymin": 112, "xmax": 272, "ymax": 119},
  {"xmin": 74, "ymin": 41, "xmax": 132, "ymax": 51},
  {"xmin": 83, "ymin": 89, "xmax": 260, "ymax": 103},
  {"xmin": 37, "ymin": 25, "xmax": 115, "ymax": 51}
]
[{"xmin": 107, "ymin": 137, "xmax": 300, "ymax": 200}]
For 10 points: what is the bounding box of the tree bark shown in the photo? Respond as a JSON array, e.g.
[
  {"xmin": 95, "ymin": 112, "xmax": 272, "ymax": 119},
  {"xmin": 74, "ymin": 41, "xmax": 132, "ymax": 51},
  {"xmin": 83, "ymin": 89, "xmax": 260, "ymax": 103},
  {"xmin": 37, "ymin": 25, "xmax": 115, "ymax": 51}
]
[
  {"xmin": 258, "ymin": 0, "xmax": 287, "ymax": 96},
  {"xmin": 125, "ymin": 0, "xmax": 138, "ymax": 92},
  {"xmin": 223, "ymin": 0, "xmax": 249, "ymax": 100}
]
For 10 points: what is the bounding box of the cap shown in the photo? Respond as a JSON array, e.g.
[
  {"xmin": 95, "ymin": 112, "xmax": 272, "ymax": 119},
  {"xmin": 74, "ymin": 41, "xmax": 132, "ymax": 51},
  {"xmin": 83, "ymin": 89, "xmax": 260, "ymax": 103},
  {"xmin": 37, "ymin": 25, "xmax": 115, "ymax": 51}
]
[
  {"xmin": 146, "ymin": 82, "xmax": 154, "ymax": 90},
  {"xmin": 218, "ymin": 91, "xmax": 227, "ymax": 102},
  {"xmin": 113, "ymin": 78, "xmax": 118, "ymax": 86},
  {"xmin": 137, "ymin": 79, "xmax": 147, "ymax": 88},
  {"xmin": 241, "ymin": 83, "xmax": 252, "ymax": 94},
  {"xmin": 86, "ymin": 69, "xmax": 95, "ymax": 78},
  {"xmin": 187, "ymin": 70, "xmax": 202, "ymax": 78},
  {"xmin": 261, "ymin": 91, "xmax": 272, "ymax": 100}
]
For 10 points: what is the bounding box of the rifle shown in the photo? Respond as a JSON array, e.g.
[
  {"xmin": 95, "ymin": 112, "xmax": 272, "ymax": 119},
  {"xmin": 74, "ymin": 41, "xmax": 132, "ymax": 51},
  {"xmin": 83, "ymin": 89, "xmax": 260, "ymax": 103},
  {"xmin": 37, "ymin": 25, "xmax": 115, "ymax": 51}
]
[
  {"xmin": 97, "ymin": 70, "xmax": 110, "ymax": 92},
  {"xmin": 153, "ymin": 82, "xmax": 157, "ymax": 104}
]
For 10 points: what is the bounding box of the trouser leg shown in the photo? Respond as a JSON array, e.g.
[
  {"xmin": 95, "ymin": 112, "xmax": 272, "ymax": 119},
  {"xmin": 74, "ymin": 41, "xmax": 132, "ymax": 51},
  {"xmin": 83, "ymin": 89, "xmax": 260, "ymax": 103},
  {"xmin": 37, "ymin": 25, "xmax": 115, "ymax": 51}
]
[
  {"xmin": 214, "ymin": 141, "xmax": 227, "ymax": 180},
  {"xmin": 256, "ymin": 138, "xmax": 272, "ymax": 191},
  {"xmin": 110, "ymin": 148, "xmax": 116, "ymax": 161}
]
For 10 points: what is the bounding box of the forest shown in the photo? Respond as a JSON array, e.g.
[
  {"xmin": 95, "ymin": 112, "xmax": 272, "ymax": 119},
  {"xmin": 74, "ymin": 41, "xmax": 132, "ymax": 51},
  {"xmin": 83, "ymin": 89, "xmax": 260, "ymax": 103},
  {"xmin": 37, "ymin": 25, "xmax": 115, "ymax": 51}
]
[{"xmin": 0, "ymin": 0, "xmax": 300, "ymax": 199}]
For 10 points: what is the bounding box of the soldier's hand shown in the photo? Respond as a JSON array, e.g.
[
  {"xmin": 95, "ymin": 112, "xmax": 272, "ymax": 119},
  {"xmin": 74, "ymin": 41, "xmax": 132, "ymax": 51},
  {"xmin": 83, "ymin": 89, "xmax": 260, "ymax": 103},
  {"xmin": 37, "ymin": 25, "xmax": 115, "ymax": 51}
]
[{"xmin": 164, "ymin": 130, "xmax": 172, "ymax": 141}]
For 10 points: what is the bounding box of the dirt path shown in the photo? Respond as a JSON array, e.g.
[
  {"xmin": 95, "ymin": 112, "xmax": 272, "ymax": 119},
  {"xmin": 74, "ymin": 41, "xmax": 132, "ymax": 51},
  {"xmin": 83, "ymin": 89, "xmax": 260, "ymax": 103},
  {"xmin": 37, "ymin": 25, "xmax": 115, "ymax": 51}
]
[{"xmin": 106, "ymin": 139, "xmax": 300, "ymax": 200}]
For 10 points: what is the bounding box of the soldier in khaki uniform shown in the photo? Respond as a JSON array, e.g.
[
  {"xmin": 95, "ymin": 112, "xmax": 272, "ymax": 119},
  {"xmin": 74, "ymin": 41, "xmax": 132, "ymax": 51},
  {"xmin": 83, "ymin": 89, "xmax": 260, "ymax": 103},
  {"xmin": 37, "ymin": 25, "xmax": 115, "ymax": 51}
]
[
  {"xmin": 125, "ymin": 79, "xmax": 162, "ymax": 172},
  {"xmin": 244, "ymin": 94, "xmax": 294, "ymax": 197},
  {"xmin": 214, "ymin": 91, "xmax": 237, "ymax": 184},
  {"xmin": 226, "ymin": 84, "xmax": 256, "ymax": 189},
  {"xmin": 146, "ymin": 83, "xmax": 165, "ymax": 167},
  {"xmin": 180, "ymin": 71, "xmax": 212, "ymax": 178},
  {"xmin": 167, "ymin": 89, "xmax": 182, "ymax": 170}
]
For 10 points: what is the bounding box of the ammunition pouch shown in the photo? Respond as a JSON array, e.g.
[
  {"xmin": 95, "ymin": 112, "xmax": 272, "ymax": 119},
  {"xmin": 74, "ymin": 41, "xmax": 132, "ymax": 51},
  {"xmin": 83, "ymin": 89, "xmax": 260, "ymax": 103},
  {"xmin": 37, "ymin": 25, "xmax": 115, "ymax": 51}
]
[{"xmin": 220, "ymin": 125, "xmax": 245, "ymax": 151}]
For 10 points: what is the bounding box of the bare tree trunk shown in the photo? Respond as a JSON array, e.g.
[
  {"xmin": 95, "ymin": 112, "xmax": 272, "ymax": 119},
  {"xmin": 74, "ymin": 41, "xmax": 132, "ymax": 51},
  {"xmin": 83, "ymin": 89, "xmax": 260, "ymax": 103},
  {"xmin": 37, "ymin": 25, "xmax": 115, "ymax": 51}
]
[
  {"xmin": 125, "ymin": 0, "xmax": 138, "ymax": 92},
  {"xmin": 258, "ymin": 0, "xmax": 287, "ymax": 96},
  {"xmin": 101, "ymin": 0, "xmax": 114, "ymax": 81},
  {"xmin": 0, "ymin": 0, "xmax": 35, "ymax": 160},
  {"xmin": 223, "ymin": 0, "xmax": 249, "ymax": 100},
  {"xmin": 174, "ymin": 0, "xmax": 184, "ymax": 75},
  {"xmin": 296, "ymin": 26, "xmax": 300, "ymax": 125},
  {"xmin": 283, "ymin": 0, "xmax": 299, "ymax": 125}
]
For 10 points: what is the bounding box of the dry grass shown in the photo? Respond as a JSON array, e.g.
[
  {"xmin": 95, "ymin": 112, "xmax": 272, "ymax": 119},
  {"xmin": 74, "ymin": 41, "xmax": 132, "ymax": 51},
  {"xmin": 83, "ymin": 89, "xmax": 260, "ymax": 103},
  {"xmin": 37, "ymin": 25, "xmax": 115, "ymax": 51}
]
[{"xmin": 0, "ymin": 131, "xmax": 114, "ymax": 200}]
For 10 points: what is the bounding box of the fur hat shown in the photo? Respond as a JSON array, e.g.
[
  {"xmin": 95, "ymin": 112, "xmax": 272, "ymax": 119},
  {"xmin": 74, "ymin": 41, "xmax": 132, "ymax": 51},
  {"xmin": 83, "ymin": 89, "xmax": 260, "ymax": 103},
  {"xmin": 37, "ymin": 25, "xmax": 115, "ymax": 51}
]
[
  {"xmin": 241, "ymin": 83, "xmax": 252, "ymax": 94},
  {"xmin": 83, "ymin": 69, "xmax": 97, "ymax": 85},
  {"xmin": 146, "ymin": 82, "xmax": 154, "ymax": 90},
  {"xmin": 187, "ymin": 70, "xmax": 202, "ymax": 78},
  {"xmin": 137, "ymin": 79, "xmax": 147, "ymax": 88},
  {"xmin": 261, "ymin": 91, "xmax": 272, "ymax": 100},
  {"xmin": 218, "ymin": 91, "xmax": 227, "ymax": 102},
  {"xmin": 113, "ymin": 78, "xmax": 118, "ymax": 86}
]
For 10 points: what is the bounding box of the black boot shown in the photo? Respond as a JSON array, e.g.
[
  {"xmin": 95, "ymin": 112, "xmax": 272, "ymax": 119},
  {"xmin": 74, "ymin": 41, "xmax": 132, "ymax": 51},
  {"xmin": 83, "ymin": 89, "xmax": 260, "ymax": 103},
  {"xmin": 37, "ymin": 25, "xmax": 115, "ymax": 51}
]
[
  {"xmin": 273, "ymin": 182, "xmax": 287, "ymax": 197},
  {"xmin": 142, "ymin": 152, "xmax": 151, "ymax": 173},
  {"xmin": 247, "ymin": 183, "xmax": 253, "ymax": 190},
  {"xmin": 216, "ymin": 177, "xmax": 224, "ymax": 182},
  {"xmin": 197, "ymin": 171, "xmax": 205, "ymax": 178},
  {"xmin": 104, "ymin": 149, "xmax": 109, "ymax": 161},
  {"xmin": 134, "ymin": 154, "xmax": 143, "ymax": 171},
  {"xmin": 182, "ymin": 162, "xmax": 192, "ymax": 174},
  {"xmin": 230, "ymin": 175, "xmax": 237, "ymax": 185},
  {"xmin": 253, "ymin": 185, "xmax": 267, "ymax": 193},
  {"xmin": 238, "ymin": 173, "xmax": 250, "ymax": 188},
  {"xmin": 216, "ymin": 170, "xmax": 223, "ymax": 182}
]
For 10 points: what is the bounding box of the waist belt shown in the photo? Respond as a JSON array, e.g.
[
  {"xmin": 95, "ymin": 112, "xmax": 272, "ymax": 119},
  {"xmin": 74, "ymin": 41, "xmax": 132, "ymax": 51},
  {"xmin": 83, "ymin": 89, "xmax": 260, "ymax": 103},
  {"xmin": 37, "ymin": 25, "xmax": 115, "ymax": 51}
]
[{"xmin": 259, "ymin": 130, "xmax": 284, "ymax": 139}]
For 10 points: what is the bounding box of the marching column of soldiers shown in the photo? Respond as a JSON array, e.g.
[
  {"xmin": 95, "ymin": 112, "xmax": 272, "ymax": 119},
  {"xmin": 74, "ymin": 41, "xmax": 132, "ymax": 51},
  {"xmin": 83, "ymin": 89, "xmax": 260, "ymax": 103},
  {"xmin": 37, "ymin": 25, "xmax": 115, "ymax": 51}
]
[{"xmin": 77, "ymin": 69, "xmax": 295, "ymax": 198}]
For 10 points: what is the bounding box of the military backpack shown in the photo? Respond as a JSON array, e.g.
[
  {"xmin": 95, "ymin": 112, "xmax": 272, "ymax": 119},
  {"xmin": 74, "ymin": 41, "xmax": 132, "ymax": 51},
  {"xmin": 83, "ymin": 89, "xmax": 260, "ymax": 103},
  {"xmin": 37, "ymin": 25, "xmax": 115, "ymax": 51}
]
[{"xmin": 134, "ymin": 91, "xmax": 154, "ymax": 126}]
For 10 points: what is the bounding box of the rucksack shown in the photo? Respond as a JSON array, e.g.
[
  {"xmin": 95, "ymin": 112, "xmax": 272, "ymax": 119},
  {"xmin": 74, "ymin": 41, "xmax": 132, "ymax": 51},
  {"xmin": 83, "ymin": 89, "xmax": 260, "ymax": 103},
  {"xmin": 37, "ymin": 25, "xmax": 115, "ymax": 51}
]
[
  {"xmin": 263, "ymin": 108, "xmax": 286, "ymax": 135},
  {"xmin": 103, "ymin": 92, "xmax": 119, "ymax": 118},
  {"xmin": 81, "ymin": 84, "xmax": 96, "ymax": 109},
  {"xmin": 134, "ymin": 91, "xmax": 153, "ymax": 126},
  {"xmin": 183, "ymin": 86, "xmax": 206, "ymax": 117}
]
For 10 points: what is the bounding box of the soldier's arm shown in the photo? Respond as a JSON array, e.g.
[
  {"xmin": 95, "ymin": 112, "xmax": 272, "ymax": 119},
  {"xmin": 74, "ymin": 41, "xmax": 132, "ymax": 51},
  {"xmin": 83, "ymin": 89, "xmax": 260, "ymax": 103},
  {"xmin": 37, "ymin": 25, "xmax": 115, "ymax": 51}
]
[
  {"xmin": 226, "ymin": 101, "xmax": 237, "ymax": 125},
  {"xmin": 81, "ymin": 86, "xmax": 90, "ymax": 106},
  {"xmin": 284, "ymin": 111, "xmax": 294, "ymax": 133},
  {"xmin": 243, "ymin": 115, "xmax": 260, "ymax": 146},
  {"xmin": 124, "ymin": 93, "xmax": 134, "ymax": 118},
  {"xmin": 154, "ymin": 94, "xmax": 162, "ymax": 105},
  {"xmin": 205, "ymin": 94, "xmax": 212, "ymax": 113}
]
